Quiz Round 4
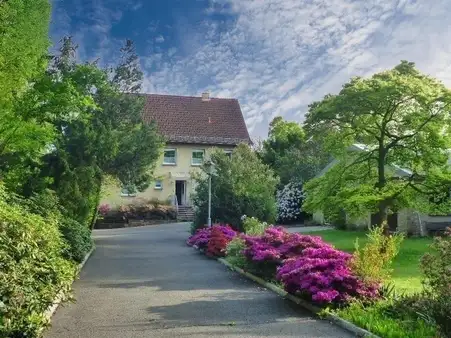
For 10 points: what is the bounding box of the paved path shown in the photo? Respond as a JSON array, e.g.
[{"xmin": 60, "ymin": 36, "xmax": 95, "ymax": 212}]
[{"xmin": 46, "ymin": 223, "xmax": 352, "ymax": 338}]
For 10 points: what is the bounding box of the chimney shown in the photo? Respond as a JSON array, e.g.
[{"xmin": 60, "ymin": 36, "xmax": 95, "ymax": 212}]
[{"xmin": 202, "ymin": 91, "xmax": 210, "ymax": 101}]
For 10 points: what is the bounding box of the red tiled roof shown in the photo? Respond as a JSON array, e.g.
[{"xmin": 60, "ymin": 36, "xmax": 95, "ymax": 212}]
[{"xmin": 142, "ymin": 94, "xmax": 251, "ymax": 146}]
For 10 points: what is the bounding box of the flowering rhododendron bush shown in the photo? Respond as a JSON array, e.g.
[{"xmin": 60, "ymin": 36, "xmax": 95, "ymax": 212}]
[
  {"xmin": 243, "ymin": 226, "xmax": 328, "ymax": 263},
  {"xmin": 276, "ymin": 246, "xmax": 380, "ymax": 304},
  {"xmin": 187, "ymin": 225, "xmax": 236, "ymax": 252},
  {"xmin": 207, "ymin": 226, "xmax": 237, "ymax": 257},
  {"xmin": 276, "ymin": 181, "xmax": 305, "ymax": 223},
  {"xmin": 242, "ymin": 226, "xmax": 330, "ymax": 278}
]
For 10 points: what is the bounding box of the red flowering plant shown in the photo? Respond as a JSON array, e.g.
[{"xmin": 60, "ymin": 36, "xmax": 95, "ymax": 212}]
[{"xmin": 187, "ymin": 224, "xmax": 237, "ymax": 253}]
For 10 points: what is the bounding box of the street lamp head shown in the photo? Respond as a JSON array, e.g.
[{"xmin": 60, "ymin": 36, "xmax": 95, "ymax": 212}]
[{"xmin": 204, "ymin": 159, "xmax": 214, "ymax": 174}]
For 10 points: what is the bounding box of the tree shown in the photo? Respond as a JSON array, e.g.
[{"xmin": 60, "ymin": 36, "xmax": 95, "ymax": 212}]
[
  {"xmin": 17, "ymin": 37, "xmax": 163, "ymax": 225},
  {"xmin": 303, "ymin": 61, "xmax": 451, "ymax": 232},
  {"xmin": 0, "ymin": 0, "xmax": 51, "ymax": 106},
  {"xmin": 0, "ymin": 0, "xmax": 54, "ymax": 189},
  {"xmin": 192, "ymin": 144, "xmax": 279, "ymax": 231},
  {"xmin": 259, "ymin": 116, "xmax": 329, "ymax": 185}
]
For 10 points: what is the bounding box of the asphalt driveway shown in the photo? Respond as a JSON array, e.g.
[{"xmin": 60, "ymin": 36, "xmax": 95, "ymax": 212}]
[{"xmin": 46, "ymin": 223, "xmax": 353, "ymax": 337}]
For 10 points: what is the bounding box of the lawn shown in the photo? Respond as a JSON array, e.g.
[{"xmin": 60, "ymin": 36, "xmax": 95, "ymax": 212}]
[{"xmin": 304, "ymin": 229, "xmax": 433, "ymax": 293}]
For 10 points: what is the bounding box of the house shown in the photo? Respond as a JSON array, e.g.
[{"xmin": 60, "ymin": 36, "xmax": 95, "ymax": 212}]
[
  {"xmin": 101, "ymin": 92, "xmax": 251, "ymax": 219},
  {"xmin": 311, "ymin": 144, "xmax": 451, "ymax": 235}
]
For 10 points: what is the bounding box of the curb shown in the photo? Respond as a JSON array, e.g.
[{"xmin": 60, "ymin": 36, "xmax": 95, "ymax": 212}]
[
  {"xmin": 42, "ymin": 246, "xmax": 96, "ymax": 325},
  {"xmin": 191, "ymin": 245, "xmax": 379, "ymax": 338}
]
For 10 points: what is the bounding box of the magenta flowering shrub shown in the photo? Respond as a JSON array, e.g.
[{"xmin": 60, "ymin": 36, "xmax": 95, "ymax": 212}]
[
  {"xmin": 276, "ymin": 246, "xmax": 380, "ymax": 304},
  {"xmin": 187, "ymin": 224, "xmax": 237, "ymax": 250},
  {"xmin": 241, "ymin": 226, "xmax": 330, "ymax": 278},
  {"xmin": 242, "ymin": 226, "xmax": 329, "ymax": 263}
]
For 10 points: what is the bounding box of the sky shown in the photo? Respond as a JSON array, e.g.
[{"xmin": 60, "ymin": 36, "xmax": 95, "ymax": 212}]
[{"xmin": 51, "ymin": 0, "xmax": 451, "ymax": 138}]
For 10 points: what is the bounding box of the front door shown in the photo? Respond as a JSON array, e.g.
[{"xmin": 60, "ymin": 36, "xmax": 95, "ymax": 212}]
[{"xmin": 175, "ymin": 180, "xmax": 186, "ymax": 206}]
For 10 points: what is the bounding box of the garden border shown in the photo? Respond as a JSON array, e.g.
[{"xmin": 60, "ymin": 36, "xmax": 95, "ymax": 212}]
[
  {"xmin": 191, "ymin": 245, "xmax": 380, "ymax": 338},
  {"xmin": 41, "ymin": 246, "xmax": 96, "ymax": 332}
]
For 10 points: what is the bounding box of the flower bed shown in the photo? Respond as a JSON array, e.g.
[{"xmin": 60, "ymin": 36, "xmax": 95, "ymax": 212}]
[{"xmin": 188, "ymin": 225, "xmax": 380, "ymax": 306}]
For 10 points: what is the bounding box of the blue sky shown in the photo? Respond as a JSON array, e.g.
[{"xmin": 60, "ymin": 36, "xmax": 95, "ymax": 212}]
[{"xmin": 51, "ymin": 0, "xmax": 451, "ymax": 138}]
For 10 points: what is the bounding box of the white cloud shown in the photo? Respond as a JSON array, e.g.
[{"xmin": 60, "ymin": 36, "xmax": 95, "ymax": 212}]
[
  {"xmin": 52, "ymin": 0, "xmax": 451, "ymax": 138},
  {"xmin": 141, "ymin": 0, "xmax": 451, "ymax": 138}
]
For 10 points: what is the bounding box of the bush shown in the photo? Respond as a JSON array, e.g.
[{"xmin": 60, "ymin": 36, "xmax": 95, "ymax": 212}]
[
  {"xmin": 225, "ymin": 237, "xmax": 247, "ymax": 268},
  {"xmin": 59, "ymin": 218, "xmax": 93, "ymax": 263},
  {"xmin": 276, "ymin": 181, "xmax": 305, "ymax": 224},
  {"xmin": 242, "ymin": 216, "xmax": 268, "ymax": 235},
  {"xmin": 351, "ymin": 225, "xmax": 404, "ymax": 284},
  {"xmin": 276, "ymin": 246, "xmax": 380, "ymax": 304},
  {"xmin": 191, "ymin": 144, "xmax": 278, "ymax": 232},
  {"xmin": 420, "ymin": 228, "xmax": 451, "ymax": 337},
  {"xmin": 332, "ymin": 300, "xmax": 438, "ymax": 338},
  {"xmin": 187, "ymin": 225, "xmax": 236, "ymax": 252},
  {"xmin": 242, "ymin": 226, "xmax": 328, "ymax": 278},
  {"xmin": 206, "ymin": 226, "xmax": 237, "ymax": 257},
  {"xmin": 0, "ymin": 188, "xmax": 75, "ymax": 337}
]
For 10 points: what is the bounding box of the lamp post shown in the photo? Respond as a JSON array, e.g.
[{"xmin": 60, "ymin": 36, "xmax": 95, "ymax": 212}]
[{"xmin": 204, "ymin": 159, "xmax": 214, "ymax": 227}]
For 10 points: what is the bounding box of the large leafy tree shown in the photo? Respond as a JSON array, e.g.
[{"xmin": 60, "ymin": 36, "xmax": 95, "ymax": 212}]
[
  {"xmin": 259, "ymin": 116, "xmax": 329, "ymax": 185},
  {"xmin": 192, "ymin": 144, "xmax": 279, "ymax": 231},
  {"xmin": 303, "ymin": 61, "xmax": 451, "ymax": 231},
  {"xmin": 20, "ymin": 38, "xmax": 163, "ymax": 224},
  {"xmin": 0, "ymin": 0, "xmax": 54, "ymax": 189}
]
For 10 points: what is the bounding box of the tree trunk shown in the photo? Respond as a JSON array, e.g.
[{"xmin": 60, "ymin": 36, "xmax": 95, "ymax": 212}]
[
  {"xmin": 89, "ymin": 175, "xmax": 103, "ymax": 230},
  {"xmin": 377, "ymin": 144, "xmax": 390, "ymax": 235},
  {"xmin": 377, "ymin": 201, "xmax": 390, "ymax": 235}
]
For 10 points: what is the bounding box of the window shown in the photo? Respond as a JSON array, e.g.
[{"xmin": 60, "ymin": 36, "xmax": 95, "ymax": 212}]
[
  {"xmin": 224, "ymin": 150, "xmax": 233, "ymax": 158},
  {"xmin": 192, "ymin": 149, "xmax": 205, "ymax": 166},
  {"xmin": 163, "ymin": 149, "xmax": 176, "ymax": 165},
  {"xmin": 154, "ymin": 180, "xmax": 162, "ymax": 190},
  {"xmin": 120, "ymin": 186, "xmax": 136, "ymax": 197}
]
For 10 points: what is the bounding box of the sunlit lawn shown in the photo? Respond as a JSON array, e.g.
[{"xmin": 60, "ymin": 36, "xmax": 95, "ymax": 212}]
[{"xmin": 304, "ymin": 229, "xmax": 433, "ymax": 293}]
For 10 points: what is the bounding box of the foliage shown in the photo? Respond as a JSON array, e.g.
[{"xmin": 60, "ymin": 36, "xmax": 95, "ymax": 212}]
[
  {"xmin": 187, "ymin": 227, "xmax": 212, "ymax": 249},
  {"xmin": 420, "ymin": 228, "xmax": 451, "ymax": 336},
  {"xmin": 0, "ymin": 0, "xmax": 50, "ymax": 105},
  {"xmin": 304, "ymin": 229, "xmax": 432, "ymax": 293},
  {"xmin": 241, "ymin": 215, "xmax": 268, "ymax": 235},
  {"xmin": 332, "ymin": 300, "xmax": 438, "ymax": 338},
  {"xmin": 276, "ymin": 246, "xmax": 380, "ymax": 304},
  {"xmin": 98, "ymin": 203, "xmax": 111, "ymax": 216},
  {"xmin": 259, "ymin": 116, "xmax": 330, "ymax": 185},
  {"xmin": 187, "ymin": 225, "xmax": 237, "ymax": 252},
  {"xmin": 241, "ymin": 227, "xmax": 328, "ymax": 278},
  {"xmin": 207, "ymin": 226, "xmax": 237, "ymax": 257},
  {"xmin": 276, "ymin": 181, "xmax": 305, "ymax": 224},
  {"xmin": 304, "ymin": 61, "xmax": 451, "ymax": 229},
  {"xmin": 0, "ymin": 186, "xmax": 75, "ymax": 337},
  {"xmin": 109, "ymin": 200, "xmax": 176, "ymax": 221},
  {"xmin": 192, "ymin": 144, "xmax": 278, "ymax": 231},
  {"xmin": 351, "ymin": 225, "xmax": 404, "ymax": 283},
  {"xmin": 59, "ymin": 218, "xmax": 93, "ymax": 263},
  {"xmin": 225, "ymin": 237, "xmax": 247, "ymax": 268},
  {"xmin": 420, "ymin": 228, "xmax": 451, "ymax": 298}
]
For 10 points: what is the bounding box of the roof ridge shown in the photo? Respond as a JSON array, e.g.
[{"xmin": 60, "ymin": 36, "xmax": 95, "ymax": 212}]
[{"xmin": 140, "ymin": 93, "xmax": 238, "ymax": 101}]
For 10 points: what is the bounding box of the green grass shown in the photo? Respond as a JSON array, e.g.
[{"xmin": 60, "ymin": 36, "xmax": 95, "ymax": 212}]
[{"xmin": 305, "ymin": 230, "xmax": 433, "ymax": 293}]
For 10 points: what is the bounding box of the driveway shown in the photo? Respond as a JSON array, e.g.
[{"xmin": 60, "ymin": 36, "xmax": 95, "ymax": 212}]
[{"xmin": 46, "ymin": 223, "xmax": 353, "ymax": 338}]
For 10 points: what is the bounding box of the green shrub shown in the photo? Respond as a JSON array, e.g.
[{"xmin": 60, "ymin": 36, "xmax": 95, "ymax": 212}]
[
  {"xmin": 191, "ymin": 144, "xmax": 278, "ymax": 231},
  {"xmin": 420, "ymin": 228, "xmax": 451, "ymax": 337},
  {"xmin": 332, "ymin": 300, "xmax": 438, "ymax": 338},
  {"xmin": 59, "ymin": 218, "xmax": 93, "ymax": 263},
  {"xmin": 242, "ymin": 216, "xmax": 268, "ymax": 235},
  {"xmin": 0, "ymin": 188, "xmax": 76, "ymax": 337},
  {"xmin": 225, "ymin": 237, "xmax": 247, "ymax": 268},
  {"xmin": 351, "ymin": 225, "xmax": 404, "ymax": 284}
]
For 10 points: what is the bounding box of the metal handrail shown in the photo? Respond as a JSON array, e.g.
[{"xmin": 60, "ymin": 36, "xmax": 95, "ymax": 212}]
[{"xmin": 171, "ymin": 194, "xmax": 179, "ymax": 214}]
